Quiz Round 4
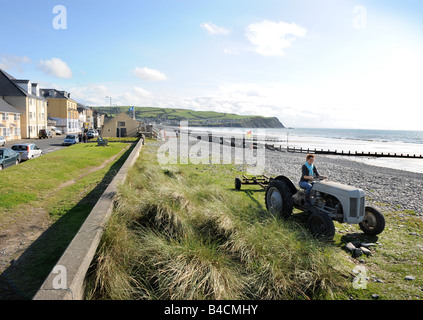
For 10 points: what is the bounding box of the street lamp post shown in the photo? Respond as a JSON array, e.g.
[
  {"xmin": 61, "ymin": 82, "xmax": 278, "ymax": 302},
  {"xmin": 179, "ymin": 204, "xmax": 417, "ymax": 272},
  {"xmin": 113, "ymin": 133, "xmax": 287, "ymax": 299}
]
[
  {"xmin": 105, "ymin": 96, "xmax": 113, "ymax": 116},
  {"xmin": 106, "ymin": 96, "xmax": 112, "ymax": 108}
]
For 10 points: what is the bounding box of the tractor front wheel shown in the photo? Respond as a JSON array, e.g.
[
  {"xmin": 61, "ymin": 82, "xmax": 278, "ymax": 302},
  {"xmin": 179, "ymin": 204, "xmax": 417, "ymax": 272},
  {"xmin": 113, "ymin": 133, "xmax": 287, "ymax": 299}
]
[
  {"xmin": 359, "ymin": 206, "xmax": 385, "ymax": 236},
  {"xmin": 308, "ymin": 212, "xmax": 336, "ymax": 240}
]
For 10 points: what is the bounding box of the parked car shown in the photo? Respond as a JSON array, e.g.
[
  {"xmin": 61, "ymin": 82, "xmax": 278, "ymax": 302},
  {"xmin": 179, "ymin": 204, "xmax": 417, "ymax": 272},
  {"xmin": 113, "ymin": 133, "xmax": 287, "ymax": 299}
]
[
  {"xmin": 11, "ymin": 143, "xmax": 42, "ymax": 161},
  {"xmin": 0, "ymin": 148, "xmax": 20, "ymax": 170},
  {"xmin": 86, "ymin": 129, "xmax": 99, "ymax": 139},
  {"xmin": 51, "ymin": 127, "xmax": 63, "ymax": 135},
  {"xmin": 0, "ymin": 136, "xmax": 6, "ymax": 147},
  {"xmin": 39, "ymin": 129, "xmax": 53, "ymax": 139},
  {"xmin": 62, "ymin": 135, "xmax": 79, "ymax": 146}
]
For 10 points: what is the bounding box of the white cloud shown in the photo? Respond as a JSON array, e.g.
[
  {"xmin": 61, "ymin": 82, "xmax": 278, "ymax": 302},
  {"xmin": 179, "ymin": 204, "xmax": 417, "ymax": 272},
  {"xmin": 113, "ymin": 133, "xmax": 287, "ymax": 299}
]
[
  {"xmin": 69, "ymin": 84, "xmax": 111, "ymax": 105},
  {"xmin": 133, "ymin": 67, "xmax": 167, "ymax": 81},
  {"xmin": 218, "ymin": 83, "xmax": 263, "ymax": 97},
  {"xmin": 223, "ymin": 44, "xmax": 251, "ymax": 55},
  {"xmin": 38, "ymin": 58, "xmax": 73, "ymax": 79},
  {"xmin": 133, "ymin": 86, "xmax": 152, "ymax": 98},
  {"xmin": 245, "ymin": 20, "xmax": 307, "ymax": 56},
  {"xmin": 223, "ymin": 48, "xmax": 238, "ymax": 55},
  {"xmin": 68, "ymin": 83, "xmax": 153, "ymax": 107},
  {"xmin": 0, "ymin": 55, "xmax": 31, "ymax": 72},
  {"xmin": 201, "ymin": 22, "xmax": 230, "ymax": 36}
]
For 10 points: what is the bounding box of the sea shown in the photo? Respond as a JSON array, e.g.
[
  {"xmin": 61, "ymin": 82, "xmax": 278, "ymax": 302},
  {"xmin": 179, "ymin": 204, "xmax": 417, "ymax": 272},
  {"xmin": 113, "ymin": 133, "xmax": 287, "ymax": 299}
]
[{"xmin": 184, "ymin": 127, "xmax": 423, "ymax": 174}]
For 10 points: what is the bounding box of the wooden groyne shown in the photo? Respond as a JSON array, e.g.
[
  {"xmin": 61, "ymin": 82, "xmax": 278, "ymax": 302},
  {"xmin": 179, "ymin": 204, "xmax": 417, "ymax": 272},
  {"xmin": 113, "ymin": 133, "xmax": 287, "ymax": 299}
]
[
  {"xmin": 286, "ymin": 146, "xmax": 423, "ymax": 159},
  {"xmin": 263, "ymin": 144, "xmax": 423, "ymax": 159}
]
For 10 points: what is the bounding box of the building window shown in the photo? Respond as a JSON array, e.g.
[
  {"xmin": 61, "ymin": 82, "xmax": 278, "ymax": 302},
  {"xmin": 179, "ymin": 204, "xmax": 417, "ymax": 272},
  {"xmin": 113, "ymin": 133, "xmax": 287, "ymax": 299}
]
[
  {"xmin": 2, "ymin": 113, "xmax": 8, "ymax": 121},
  {"xmin": 14, "ymin": 114, "xmax": 20, "ymax": 121},
  {"xmin": 118, "ymin": 121, "xmax": 126, "ymax": 127}
]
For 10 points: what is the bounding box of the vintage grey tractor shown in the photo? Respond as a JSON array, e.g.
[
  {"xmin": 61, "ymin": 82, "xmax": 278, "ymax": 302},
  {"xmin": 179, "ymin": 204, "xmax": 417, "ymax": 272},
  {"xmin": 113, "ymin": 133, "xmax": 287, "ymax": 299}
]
[
  {"xmin": 264, "ymin": 176, "xmax": 385, "ymax": 239},
  {"xmin": 235, "ymin": 175, "xmax": 385, "ymax": 240}
]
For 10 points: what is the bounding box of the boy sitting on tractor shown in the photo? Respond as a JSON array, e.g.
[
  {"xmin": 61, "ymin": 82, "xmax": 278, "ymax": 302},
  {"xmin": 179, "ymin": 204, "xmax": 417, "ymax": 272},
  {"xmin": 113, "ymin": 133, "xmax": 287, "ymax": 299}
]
[{"xmin": 299, "ymin": 154, "xmax": 326, "ymax": 204}]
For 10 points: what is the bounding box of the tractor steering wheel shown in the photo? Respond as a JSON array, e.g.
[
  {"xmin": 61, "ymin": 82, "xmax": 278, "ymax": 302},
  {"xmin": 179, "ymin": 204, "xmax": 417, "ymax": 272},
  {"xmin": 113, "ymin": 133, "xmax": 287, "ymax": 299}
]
[{"xmin": 314, "ymin": 176, "xmax": 328, "ymax": 182}]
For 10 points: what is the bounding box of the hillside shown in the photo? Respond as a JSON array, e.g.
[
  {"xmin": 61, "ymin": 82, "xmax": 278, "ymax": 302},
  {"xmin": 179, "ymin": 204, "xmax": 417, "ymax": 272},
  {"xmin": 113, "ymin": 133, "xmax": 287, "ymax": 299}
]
[{"xmin": 92, "ymin": 106, "xmax": 285, "ymax": 128}]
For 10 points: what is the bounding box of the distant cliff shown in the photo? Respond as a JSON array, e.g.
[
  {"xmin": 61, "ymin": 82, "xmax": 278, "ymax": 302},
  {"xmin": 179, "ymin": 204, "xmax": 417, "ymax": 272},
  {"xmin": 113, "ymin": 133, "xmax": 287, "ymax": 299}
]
[
  {"xmin": 92, "ymin": 106, "xmax": 285, "ymax": 128},
  {"xmin": 189, "ymin": 116, "xmax": 285, "ymax": 128},
  {"xmin": 240, "ymin": 116, "xmax": 285, "ymax": 128}
]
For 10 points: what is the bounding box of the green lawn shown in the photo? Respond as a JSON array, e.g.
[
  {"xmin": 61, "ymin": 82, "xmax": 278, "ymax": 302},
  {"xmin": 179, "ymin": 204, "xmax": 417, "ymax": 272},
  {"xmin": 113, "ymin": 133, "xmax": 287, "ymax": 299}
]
[
  {"xmin": 0, "ymin": 143, "xmax": 128, "ymax": 213},
  {"xmin": 0, "ymin": 142, "xmax": 134, "ymax": 299}
]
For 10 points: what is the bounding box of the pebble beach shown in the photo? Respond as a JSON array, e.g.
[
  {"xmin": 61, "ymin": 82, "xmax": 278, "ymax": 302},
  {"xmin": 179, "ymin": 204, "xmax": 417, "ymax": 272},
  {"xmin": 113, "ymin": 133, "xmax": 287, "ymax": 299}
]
[
  {"xmin": 172, "ymin": 131, "xmax": 423, "ymax": 216},
  {"xmin": 263, "ymin": 148, "xmax": 423, "ymax": 215}
]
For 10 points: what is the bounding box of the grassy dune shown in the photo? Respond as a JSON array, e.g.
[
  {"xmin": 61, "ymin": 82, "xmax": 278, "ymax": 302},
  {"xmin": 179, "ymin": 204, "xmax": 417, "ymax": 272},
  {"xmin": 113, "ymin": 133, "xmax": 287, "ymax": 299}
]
[{"xmin": 85, "ymin": 143, "xmax": 351, "ymax": 300}]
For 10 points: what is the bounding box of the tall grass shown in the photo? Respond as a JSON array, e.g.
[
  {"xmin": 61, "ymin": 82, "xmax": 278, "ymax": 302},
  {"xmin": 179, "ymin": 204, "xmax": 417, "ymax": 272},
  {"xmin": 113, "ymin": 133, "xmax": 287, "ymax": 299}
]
[{"xmin": 85, "ymin": 144, "xmax": 349, "ymax": 300}]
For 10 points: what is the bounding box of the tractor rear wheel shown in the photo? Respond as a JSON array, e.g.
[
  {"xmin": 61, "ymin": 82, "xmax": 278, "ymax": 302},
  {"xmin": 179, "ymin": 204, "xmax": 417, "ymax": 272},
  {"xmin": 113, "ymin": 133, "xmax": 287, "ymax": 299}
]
[
  {"xmin": 265, "ymin": 180, "xmax": 293, "ymax": 219},
  {"xmin": 308, "ymin": 212, "xmax": 336, "ymax": 240},
  {"xmin": 359, "ymin": 206, "xmax": 385, "ymax": 236}
]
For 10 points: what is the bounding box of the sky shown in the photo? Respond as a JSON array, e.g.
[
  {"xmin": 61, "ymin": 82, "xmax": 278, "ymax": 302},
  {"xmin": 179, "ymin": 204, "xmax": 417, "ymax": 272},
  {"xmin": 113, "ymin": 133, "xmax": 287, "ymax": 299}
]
[{"xmin": 0, "ymin": 0, "xmax": 422, "ymax": 130}]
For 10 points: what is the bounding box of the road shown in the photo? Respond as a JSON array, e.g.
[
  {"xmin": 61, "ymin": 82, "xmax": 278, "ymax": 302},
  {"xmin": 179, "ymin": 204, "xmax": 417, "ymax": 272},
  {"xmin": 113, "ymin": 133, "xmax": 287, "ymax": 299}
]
[{"xmin": 4, "ymin": 135, "xmax": 68, "ymax": 155}]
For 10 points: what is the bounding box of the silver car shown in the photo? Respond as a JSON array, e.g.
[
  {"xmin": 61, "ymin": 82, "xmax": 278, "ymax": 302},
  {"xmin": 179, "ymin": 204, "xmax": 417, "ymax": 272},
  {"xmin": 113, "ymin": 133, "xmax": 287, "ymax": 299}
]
[
  {"xmin": 51, "ymin": 127, "xmax": 63, "ymax": 135},
  {"xmin": 11, "ymin": 143, "xmax": 43, "ymax": 161},
  {"xmin": 0, "ymin": 136, "xmax": 6, "ymax": 147},
  {"xmin": 62, "ymin": 135, "xmax": 79, "ymax": 146}
]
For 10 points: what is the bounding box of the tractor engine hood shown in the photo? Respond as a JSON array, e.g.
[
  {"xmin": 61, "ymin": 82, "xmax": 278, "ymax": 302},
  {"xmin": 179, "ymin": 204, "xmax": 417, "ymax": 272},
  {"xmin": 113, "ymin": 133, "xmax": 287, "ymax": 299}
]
[{"xmin": 312, "ymin": 180, "xmax": 365, "ymax": 198}]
